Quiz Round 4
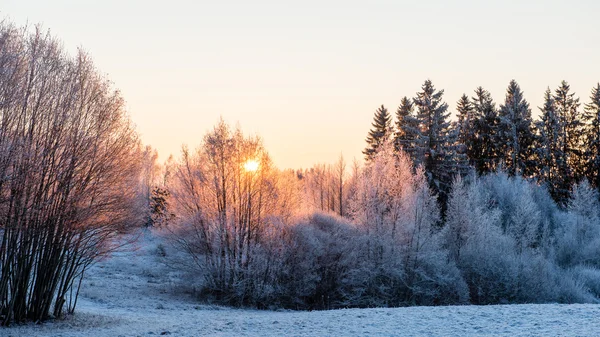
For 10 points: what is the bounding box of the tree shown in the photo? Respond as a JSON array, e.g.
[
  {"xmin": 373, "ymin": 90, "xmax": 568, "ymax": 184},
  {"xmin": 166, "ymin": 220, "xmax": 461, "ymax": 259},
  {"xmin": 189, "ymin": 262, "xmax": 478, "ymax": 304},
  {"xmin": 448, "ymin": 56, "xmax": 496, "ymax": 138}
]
[
  {"xmin": 0, "ymin": 23, "xmax": 141, "ymax": 325},
  {"xmin": 140, "ymin": 146, "xmax": 160, "ymax": 226},
  {"xmin": 334, "ymin": 154, "xmax": 346, "ymax": 217},
  {"xmin": 497, "ymin": 80, "xmax": 535, "ymax": 177},
  {"xmin": 582, "ymin": 83, "xmax": 600, "ymax": 190},
  {"xmin": 536, "ymin": 88, "xmax": 568, "ymax": 203},
  {"xmin": 349, "ymin": 141, "xmax": 467, "ymax": 305},
  {"xmin": 168, "ymin": 120, "xmax": 281, "ymax": 306},
  {"xmin": 455, "ymin": 94, "xmax": 475, "ymax": 151},
  {"xmin": 471, "ymin": 87, "xmax": 499, "ymax": 174},
  {"xmin": 394, "ymin": 96, "xmax": 420, "ymax": 164},
  {"xmin": 451, "ymin": 94, "xmax": 475, "ymax": 178},
  {"xmin": 149, "ymin": 186, "xmax": 175, "ymax": 227},
  {"xmin": 413, "ymin": 80, "xmax": 455, "ymax": 211},
  {"xmin": 363, "ymin": 105, "xmax": 392, "ymax": 161},
  {"xmin": 554, "ymin": 81, "xmax": 583, "ymax": 188}
]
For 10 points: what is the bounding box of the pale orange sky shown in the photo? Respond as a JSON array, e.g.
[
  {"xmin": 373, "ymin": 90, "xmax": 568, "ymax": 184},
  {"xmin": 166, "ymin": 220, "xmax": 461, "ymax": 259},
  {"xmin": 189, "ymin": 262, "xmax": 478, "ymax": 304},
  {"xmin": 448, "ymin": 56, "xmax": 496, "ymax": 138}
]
[{"xmin": 4, "ymin": 0, "xmax": 600, "ymax": 169}]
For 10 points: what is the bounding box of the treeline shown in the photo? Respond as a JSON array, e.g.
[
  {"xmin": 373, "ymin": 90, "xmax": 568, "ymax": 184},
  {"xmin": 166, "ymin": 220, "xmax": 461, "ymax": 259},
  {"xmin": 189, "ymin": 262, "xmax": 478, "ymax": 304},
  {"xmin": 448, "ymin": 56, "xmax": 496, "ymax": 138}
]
[
  {"xmin": 364, "ymin": 79, "xmax": 600, "ymax": 207},
  {"xmin": 161, "ymin": 120, "xmax": 600, "ymax": 310},
  {"xmin": 0, "ymin": 22, "xmax": 143, "ymax": 325}
]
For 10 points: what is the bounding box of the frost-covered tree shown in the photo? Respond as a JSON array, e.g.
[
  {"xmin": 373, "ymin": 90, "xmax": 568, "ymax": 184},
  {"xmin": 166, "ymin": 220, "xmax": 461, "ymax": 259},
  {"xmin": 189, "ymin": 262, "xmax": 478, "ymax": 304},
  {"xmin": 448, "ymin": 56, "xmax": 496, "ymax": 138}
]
[
  {"xmin": 497, "ymin": 80, "xmax": 535, "ymax": 177},
  {"xmin": 394, "ymin": 96, "xmax": 420, "ymax": 164},
  {"xmin": 413, "ymin": 80, "xmax": 456, "ymax": 210},
  {"xmin": 536, "ymin": 88, "xmax": 569, "ymax": 203},
  {"xmin": 557, "ymin": 180, "xmax": 600, "ymax": 267},
  {"xmin": 445, "ymin": 172, "xmax": 597, "ymax": 304},
  {"xmin": 363, "ymin": 105, "xmax": 392, "ymax": 161},
  {"xmin": 0, "ymin": 22, "xmax": 142, "ymax": 325},
  {"xmin": 554, "ymin": 81, "xmax": 584, "ymax": 188},
  {"xmin": 168, "ymin": 120, "xmax": 282, "ymax": 306},
  {"xmin": 349, "ymin": 141, "xmax": 467, "ymax": 305},
  {"xmin": 455, "ymin": 94, "xmax": 475, "ymax": 153},
  {"xmin": 471, "ymin": 87, "xmax": 500, "ymax": 174},
  {"xmin": 149, "ymin": 186, "xmax": 174, "ymax": 227},
  {"xmin": 582, "ymin": 83, "xmax": 600, "ymax": 190}
]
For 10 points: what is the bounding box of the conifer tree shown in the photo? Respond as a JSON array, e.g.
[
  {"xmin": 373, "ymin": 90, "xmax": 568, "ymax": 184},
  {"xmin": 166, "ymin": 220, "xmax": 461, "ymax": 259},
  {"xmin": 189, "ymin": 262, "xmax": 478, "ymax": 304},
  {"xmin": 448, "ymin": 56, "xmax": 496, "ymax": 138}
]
[
  {"xmin": 535, "ymin": 88, "xmax": 566, "ymax": 202},
  {"xmin": 456, "ymin": 94, "xmax": 475, "ymax": 147},
  {"xmin": 454, "ymin": 94, "xmax": 475, "ymax": 172},
  {"xmin": 363, "ymin": 104, "xmax": 392, "ymax": 161},
  {"xmin": 413, "ymin": 80, "xmax": 454, "ymax": 210},
  {"xmin": 583, "ymin": 83, "xmax": 600, "ymax": 190},
  {"xmin": 395, "ymin": 96, "xmax": 420, "ymax": 164},
  {"xmin": 497, "ymin": 80, "xmax": 535, "ymax": 177},
  {"xmin": 471, "ymin": 87, "xmax": 499, "ymax": 174},
  {"xmin": 554, "ymin": 81, "xmax": 583, "ymax": 186}
]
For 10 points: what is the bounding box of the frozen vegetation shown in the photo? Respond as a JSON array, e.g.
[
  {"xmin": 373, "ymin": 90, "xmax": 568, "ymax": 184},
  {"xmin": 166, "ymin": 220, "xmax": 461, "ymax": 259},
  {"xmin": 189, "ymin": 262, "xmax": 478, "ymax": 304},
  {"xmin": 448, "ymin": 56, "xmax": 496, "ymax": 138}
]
[
  {"xmin": 5, "ymin": 231, "xmax": 600, "ymax": 337},
  {"xmin": 2, "ymin": 18, "xmax": 600, "ymax": 336}
]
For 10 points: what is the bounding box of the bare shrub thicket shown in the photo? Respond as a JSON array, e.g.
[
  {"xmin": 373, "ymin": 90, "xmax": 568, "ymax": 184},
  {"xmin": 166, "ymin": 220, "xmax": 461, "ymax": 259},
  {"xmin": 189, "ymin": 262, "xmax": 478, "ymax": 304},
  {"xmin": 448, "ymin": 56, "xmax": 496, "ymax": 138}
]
[
  {"xmin": 168, "ymin": 120, "xmax": 288, "ymax": 306},
  {"xmin": 0, "ymin": 22, "xmax": 141, "ymax": 325}
]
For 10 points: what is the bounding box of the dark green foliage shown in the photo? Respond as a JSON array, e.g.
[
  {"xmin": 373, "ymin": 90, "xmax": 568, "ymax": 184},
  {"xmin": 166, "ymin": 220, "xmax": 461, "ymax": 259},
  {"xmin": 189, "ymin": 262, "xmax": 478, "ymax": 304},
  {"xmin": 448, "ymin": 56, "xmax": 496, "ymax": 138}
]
[
  {"xmin": 149, "ymin": 187, "xmax": 174, "ymax": 227},
  {"xmin": 497, "ymin": 80, "xmax": 536, "ymax": 177},
  {"xmin": 554, "ymin": 81, "xmax": 584, "ymax": 185},
  {"xmin": 583, "ymin": 83, "xmax": 600, "ymax": 190},
  {"xmin": 394, "ymin": 96, "xmax": 420, "ymax": 162},
  {"xmin": 452, "ymin": 94, "xmax": 475, "ymax": 177},
  {"xmin": 471, "ymin": 87, "xmax": 500, "ymax": 175},
  {"xmin": 536, "ymin": 88, "xmax": 568, "ymax": 203},
  {"xmin": 363, "ymin": 105, "xmax": 392, "ymax": 161},
  {"xmin": 413, "ymin": 80, "xmax": 455, "ymax": 211}
]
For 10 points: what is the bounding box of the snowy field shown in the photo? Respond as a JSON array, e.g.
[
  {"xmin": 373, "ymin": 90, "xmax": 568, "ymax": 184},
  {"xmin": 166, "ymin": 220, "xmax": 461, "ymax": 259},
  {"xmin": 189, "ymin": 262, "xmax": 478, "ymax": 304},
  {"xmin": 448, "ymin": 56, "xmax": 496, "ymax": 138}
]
[{"xmin": 4, "ymin": 230, "xmax": 600, "ymax": 337}]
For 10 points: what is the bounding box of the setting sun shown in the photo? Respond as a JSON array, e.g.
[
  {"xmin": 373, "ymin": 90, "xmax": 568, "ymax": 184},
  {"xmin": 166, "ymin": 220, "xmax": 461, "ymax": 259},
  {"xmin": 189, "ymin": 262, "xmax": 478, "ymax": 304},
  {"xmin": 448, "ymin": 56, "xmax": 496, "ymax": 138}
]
[{"xmin": 243, "ymin": 159, "xmax": 260, "ymax": 172}]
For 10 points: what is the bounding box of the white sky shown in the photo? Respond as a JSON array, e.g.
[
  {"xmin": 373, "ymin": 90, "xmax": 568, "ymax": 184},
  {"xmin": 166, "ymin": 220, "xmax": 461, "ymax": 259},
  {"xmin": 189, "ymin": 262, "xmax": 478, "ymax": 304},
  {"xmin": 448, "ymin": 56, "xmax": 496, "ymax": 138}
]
[{"xmin": 3, "ymin": 0, "xmax": 600, "ymax": 169}]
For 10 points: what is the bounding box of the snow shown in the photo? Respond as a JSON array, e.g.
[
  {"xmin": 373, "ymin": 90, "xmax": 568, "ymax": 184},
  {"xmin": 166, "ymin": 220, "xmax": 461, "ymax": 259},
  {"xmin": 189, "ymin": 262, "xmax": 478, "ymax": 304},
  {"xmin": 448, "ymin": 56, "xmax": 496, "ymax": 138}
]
[{"xmin": 5, "ymin": 229, "xmax": 600, "ymax": 337}]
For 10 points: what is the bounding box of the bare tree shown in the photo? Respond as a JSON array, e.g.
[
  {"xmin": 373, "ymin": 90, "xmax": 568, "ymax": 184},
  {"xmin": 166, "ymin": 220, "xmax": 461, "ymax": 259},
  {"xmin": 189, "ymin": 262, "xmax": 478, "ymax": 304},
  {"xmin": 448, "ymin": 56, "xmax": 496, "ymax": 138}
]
[
  {"xmin": 168, "ymin": 120, "xmax": 283, "ymax": 305},
  {"xmin": 0, "ymin": 22, "xmax": 142, "ymax": 325}
]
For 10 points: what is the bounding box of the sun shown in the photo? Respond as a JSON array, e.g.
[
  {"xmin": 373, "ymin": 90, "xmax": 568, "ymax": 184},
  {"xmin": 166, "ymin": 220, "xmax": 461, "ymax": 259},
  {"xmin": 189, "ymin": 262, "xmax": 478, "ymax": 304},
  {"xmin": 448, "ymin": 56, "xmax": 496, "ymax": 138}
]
[{"xmin": 243, "ymin": 159, "xmax": 260, "ymax": 172}]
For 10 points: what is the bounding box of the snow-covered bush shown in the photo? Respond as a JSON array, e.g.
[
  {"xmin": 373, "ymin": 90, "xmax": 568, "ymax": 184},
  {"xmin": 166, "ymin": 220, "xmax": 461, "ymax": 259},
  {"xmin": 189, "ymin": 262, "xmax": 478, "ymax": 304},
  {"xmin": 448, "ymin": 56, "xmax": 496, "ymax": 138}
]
[
  {"xmin": 347, "ymin": 142, "xmax": 468, "ymax": 306},
  {"xmin": 165, "ymin": 125, "xmax": 600, "ymax": 310},
  {"xmin": 556, "ymin": 181, "xmax": 600, "ymax": 267},
  {"xmin": 277, "ymin": 212, "xmax": 358, "ymax": 309},
  {"xmin": 446, "ymin": 172, "xmax": 600, "ymax": 304}
]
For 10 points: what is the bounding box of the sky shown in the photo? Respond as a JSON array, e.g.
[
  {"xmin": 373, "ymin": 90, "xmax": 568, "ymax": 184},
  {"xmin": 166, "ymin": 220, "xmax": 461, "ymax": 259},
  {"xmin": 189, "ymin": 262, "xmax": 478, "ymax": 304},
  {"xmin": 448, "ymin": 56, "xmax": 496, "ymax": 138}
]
[{"xmin": 3, "ymin": 0, "xmax": 600, "ymax": 169}]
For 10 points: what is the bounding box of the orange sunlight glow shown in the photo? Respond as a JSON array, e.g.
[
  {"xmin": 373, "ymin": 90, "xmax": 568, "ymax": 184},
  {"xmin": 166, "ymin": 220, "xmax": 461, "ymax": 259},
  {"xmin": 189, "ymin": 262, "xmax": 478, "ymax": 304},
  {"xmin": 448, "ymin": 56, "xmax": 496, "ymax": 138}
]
[{"xmin": 243, "ymin": 159, "xmax": 260, "ymax": 172}]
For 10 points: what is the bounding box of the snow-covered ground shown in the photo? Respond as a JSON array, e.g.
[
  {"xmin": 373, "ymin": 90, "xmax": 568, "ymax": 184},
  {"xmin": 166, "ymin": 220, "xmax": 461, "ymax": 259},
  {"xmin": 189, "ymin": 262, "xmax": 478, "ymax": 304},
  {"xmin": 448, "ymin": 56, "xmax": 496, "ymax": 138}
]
[{"xmin": 5, "ymin": 230, "xmax": 600, "ymax": 337}]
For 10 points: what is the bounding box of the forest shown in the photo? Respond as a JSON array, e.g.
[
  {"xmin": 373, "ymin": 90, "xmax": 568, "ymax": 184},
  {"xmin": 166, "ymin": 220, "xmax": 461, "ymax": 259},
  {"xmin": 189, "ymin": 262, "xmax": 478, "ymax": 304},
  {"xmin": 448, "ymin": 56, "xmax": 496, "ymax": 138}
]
[{"xmin": 1, "ymin": 20, "xmax": 600, "ymax": 327}]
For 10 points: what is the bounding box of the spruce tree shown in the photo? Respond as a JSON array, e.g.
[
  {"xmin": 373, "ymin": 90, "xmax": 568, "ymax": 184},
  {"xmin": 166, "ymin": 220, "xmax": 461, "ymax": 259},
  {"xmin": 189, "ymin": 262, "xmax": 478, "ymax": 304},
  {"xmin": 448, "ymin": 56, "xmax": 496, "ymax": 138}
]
[
  {"xmin": 456, "ymin": 94, "xmax": 475, "ymax": 147},
  {"xmin": 583, "ymin": 83, "xmax": 600, "ymax": 190},
  {"xmin": 535, "ymin": 88, "xmax": 567, "ymax": 203},
  {"xmin": 554, "ymin": 81, "xmax": 583, "ymax": 185},
  {"xmin": 395, "ymin": 96, "xmax": 420, "ymax": 164},
  {"xmin": 363, "ymin": 104, "xmax": 392, "ymax": 161},
  {"xmin": 471, "ymin": 87, "xmax": 499, "ymax": 174},
  {"xmin": 413, "ymin": 80, "xmax": 454, "ymax": 210},
  {"xmin": 497, "ymin": 80, "xmax": 535, "ymax": 177},
  {"xmin": 455, "ymin": 94, "xmax": 475, "ymax": 169}
]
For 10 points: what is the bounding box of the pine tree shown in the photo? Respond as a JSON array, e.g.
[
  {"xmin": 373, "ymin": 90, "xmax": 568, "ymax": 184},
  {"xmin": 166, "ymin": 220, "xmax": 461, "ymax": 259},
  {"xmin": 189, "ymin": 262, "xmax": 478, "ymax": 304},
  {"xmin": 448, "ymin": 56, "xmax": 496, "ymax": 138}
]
[
  {"xmin": 535, "ymin": 88, "xmax": 566, "ymax": 202},
  {"xmin": 364, "ymin": 104, "xmax": 392, "ymax": 161},
  {"xmin": 582, "ymin": 83, "xmax": 600, "ymax": 190},
  {"xmin": 395, "ymin": 96, "xmax": 420, "ymax": 164},
  {"xmin": 497, "ymin": 80, "xmax": 535, "ymax": 177},
  {"xmin": 554, "ymin": 81, "xmax": 584, "ymax": 186},
  {"xmin": 413, "ymin": 80, "xmax": 454, "ymax": 210},
  {"xmin": 471, "ymin": 87, "xmax": 499, "ymax": 174}
]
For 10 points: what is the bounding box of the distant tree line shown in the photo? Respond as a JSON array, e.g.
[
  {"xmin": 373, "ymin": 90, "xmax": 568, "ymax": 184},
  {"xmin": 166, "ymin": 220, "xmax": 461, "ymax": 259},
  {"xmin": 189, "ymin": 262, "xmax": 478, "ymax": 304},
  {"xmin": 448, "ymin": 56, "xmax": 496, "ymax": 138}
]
[
  {"xmin": 163, "ymin": 119, "xmax": 600, "ymax": 310},
  {"xmin": 364, "ymin": 79, "xmax": 600, "ymax": 207}
]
